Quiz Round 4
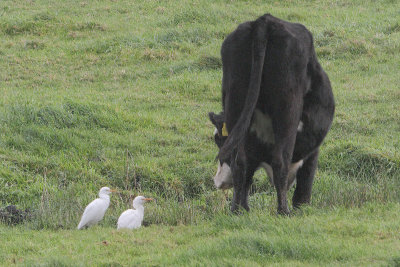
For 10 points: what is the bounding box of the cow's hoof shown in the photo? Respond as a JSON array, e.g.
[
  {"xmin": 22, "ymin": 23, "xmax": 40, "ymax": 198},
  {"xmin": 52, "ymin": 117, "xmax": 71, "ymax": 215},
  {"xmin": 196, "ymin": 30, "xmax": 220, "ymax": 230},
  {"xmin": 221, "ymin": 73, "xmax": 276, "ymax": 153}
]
[
  {"xmin": 293, "ymin": 199, "xmax": 311, "ymax": 210},
  {"xmin": 293, "ymin": 203, "xmax": 305, "ymax": 210},
  {"xmin": 231, "ymin": 208, "xmax": 242, "ymax": 215},
  {"xmin": 277, "ymin": 208, "xmax": 291, "ymax": 216},
  {"xmin": 240, "ymin": 202, "xmax": 250, "ymax": 212},
  {"xmin": 230, "ymin": 205, "xmax": 249, "ymax": 214}
]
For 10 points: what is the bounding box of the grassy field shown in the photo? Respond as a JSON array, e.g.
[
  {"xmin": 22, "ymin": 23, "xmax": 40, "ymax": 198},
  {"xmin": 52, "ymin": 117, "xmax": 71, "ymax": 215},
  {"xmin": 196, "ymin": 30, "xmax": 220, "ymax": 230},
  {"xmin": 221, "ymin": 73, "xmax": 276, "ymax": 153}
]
[
  {"xmin": 0, "ymin": 0, "xmax": 399, "ymax": 266},
  {"xmin": 1, "ymin": 204, "xmax": 399, "ymax": 266}
]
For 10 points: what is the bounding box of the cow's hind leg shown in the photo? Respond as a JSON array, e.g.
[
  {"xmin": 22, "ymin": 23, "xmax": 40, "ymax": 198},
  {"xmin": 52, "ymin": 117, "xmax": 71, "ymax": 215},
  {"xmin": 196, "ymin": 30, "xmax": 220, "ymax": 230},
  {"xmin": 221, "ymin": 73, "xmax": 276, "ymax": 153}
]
[
  {"xmin": 271, "ymin": 99, "xmax": 303, "ymax": 215},
  {"xmin": 271, "ymin": 135, "xmax": 299, "ymax": 215},
  {"xmin": 271, "ymin": 151, "xmax": 292, "ymax": 215},
  {"xmin": 293, "ymin": 149, "xmax": 319, "ymax": 208}
]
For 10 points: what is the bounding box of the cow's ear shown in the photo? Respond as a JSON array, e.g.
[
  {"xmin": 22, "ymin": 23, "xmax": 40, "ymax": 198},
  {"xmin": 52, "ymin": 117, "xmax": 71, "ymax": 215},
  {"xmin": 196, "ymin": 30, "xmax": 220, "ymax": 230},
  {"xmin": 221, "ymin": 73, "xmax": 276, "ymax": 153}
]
[
  {"xmin": 209, "ymin": 112, "xmax": 218, "ymax": 126},
  {"xmin": 209, "ymin": 112, "xmax": 225, "ymax": 135}
]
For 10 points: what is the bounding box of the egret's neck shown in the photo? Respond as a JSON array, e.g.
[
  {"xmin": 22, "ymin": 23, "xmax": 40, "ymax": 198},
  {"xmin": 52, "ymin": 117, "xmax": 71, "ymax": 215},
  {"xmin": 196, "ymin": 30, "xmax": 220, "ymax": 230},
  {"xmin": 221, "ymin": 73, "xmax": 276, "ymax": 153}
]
[
  {"xmin": 133, "ymin": 204, "xmax": 144, "ymax": 214},
  {"xmin": 99, "ymin": 193, "xmax": 110, "ymax": 201}
]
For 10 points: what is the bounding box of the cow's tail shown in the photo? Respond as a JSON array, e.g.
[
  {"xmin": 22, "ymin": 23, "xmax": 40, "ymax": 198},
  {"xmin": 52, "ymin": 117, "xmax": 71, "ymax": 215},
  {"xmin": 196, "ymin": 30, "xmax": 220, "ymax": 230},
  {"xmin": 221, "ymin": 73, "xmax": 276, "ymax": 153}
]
[{"xmin": 219, "ymin": 15, "xmax": 270, "ymax": 160}]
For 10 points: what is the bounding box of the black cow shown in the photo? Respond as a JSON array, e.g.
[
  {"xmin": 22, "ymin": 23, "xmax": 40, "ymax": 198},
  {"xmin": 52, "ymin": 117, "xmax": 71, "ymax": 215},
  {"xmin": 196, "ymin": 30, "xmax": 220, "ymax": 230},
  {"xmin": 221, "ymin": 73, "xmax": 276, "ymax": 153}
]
[{"xmin": 209, "ymin": 14, "xmax": 335, "ymax": 214}]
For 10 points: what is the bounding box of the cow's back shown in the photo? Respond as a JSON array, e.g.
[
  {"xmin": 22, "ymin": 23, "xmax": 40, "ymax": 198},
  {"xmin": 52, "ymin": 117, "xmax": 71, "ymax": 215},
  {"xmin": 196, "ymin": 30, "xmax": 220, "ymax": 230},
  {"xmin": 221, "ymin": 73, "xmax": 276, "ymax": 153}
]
[{"xmin": 221, "ymin": 15, "xmax": 316, "ymax": 131}]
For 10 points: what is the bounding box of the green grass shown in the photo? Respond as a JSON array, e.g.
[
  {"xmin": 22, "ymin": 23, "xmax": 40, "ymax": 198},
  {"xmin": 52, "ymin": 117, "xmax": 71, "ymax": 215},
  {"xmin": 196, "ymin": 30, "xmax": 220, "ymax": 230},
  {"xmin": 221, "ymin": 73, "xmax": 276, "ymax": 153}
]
[
  {"xmin": 1, "ymin": 204, "xmax": 399, "ymax": 266},
  {"xmin": 0, "ymin": 0, "xmax": 399, "ymax": 265}
]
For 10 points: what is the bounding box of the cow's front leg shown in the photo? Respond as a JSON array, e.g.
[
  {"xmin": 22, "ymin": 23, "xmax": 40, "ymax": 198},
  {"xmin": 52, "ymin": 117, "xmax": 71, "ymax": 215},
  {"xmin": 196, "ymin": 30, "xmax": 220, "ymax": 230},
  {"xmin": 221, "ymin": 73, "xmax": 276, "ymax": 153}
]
[
  {"xmin": 230, "ymin": 149, "xmax": 246, "ymax": 213},
  {"xmin": 238, "ymin": 162, "xmax": 257, "ymax": 211},
  {"xmin": 231, "ymin": 161, "xmax": 245, "ymax": 213}
]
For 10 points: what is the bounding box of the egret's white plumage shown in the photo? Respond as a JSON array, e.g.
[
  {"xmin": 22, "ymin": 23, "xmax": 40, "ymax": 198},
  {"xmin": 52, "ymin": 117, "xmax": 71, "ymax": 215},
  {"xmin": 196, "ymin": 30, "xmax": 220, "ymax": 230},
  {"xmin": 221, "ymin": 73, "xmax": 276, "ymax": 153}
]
[
  {"xmin": 117, "ymin": 196, "xmax": 153, "ymax": 230},
  {"xmin": 77, "ymin": 187, "xmax": 116, "ymax": 229}
]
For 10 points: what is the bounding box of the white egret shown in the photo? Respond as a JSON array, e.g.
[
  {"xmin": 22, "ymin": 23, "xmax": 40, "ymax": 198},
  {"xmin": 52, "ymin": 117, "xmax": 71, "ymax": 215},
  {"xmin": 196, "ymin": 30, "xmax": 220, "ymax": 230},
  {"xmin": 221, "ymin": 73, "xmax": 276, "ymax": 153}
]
[
  {"xmin": 117, "ymin": 196, "xmax": 153, "ymax": 230},
  {"xmin": 77, "ymin": 187, "xmax": 117, "ymax": 229}
]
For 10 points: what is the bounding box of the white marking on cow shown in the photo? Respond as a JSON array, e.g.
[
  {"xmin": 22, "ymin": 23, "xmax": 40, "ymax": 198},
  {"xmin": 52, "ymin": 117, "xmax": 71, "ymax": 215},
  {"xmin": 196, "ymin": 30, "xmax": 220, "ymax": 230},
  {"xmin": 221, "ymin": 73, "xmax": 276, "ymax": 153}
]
[
  {"xmin": 213, "ymin": 127, "xmax": 218, "ymax": 136},
  {"xmin": 258, "ymin": 160, "xmax": 304, "ymax": 190},
  {"xmin": 259, "ymin": 162, "xmax": 274, "ymax": 186},
  {"xmin": 250, "ymin": 110, "xmax": 304, "ymax": 143},
  {"xmin": 297, "ymin": 121, "xmax": 304, "ymax": 132},
  {"xmin": 213, "ymin": 162, "xmax": 233, "ymax": 189},
  {"xmin": 287, "ymin": 160, "xmax": 304, "ymax": 189},
  {"xmin": 250, "ymin": 109, "xmax": 275, "ymax": 144}
]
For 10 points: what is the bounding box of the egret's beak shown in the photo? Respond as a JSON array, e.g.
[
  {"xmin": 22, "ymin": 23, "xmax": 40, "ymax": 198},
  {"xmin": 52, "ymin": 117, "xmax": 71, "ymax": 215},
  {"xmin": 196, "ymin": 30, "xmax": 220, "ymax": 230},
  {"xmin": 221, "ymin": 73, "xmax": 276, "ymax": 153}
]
[
  {"xmin": 144, "ymin": 198, "xmax": 153, "ymax": 202},
  {"xmin": 110, "ymin": 189, "xmax": 118, "ymax": 193}
]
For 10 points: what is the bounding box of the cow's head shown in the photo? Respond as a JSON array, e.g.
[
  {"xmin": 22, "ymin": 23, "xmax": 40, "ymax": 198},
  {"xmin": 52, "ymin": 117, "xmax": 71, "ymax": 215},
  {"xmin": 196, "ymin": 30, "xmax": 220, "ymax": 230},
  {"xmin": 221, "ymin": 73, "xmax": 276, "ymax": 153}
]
[{"xmin": 209, "ymin": 111, "xmax": 233, "ymax": 190}]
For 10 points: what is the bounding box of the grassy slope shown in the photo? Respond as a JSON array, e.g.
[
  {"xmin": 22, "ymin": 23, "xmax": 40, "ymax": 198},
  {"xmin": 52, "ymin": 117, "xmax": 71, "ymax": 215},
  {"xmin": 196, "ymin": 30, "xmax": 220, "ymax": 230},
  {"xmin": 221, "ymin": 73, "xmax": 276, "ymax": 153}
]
[{"xmin": 0, "ymin": 0, "xmax": 399, "ymax": 265}]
